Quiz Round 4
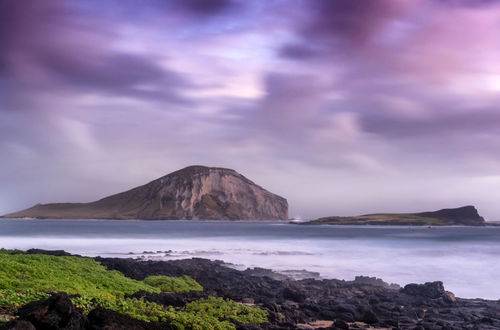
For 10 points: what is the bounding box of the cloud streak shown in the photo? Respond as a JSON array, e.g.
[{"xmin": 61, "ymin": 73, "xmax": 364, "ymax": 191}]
[{"xmin": 1, "ymin": 0, "xmax": 500, "ymax": 220}]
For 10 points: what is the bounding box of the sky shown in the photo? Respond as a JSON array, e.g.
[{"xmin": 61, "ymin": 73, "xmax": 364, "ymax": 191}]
[{"xmin": 1, "ymin": 0, "xmax": 500, "ymax": 220}]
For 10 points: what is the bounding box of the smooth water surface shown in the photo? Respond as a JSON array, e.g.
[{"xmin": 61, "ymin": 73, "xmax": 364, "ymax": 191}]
[{"xmin": 1, "ymin": 219, "xmax": 499, "ymax": 299}]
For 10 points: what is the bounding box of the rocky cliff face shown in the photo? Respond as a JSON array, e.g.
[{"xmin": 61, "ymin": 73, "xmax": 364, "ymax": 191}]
[
  {"xmin": 3, "ymin": 166, "xmax": 288, "ymax": 220},
  {"xmin": 416, "ymin": 205, "xmax": 485, "ymax": 225}
]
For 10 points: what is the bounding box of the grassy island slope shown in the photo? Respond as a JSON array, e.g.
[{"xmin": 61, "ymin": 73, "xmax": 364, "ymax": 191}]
[{"xmin": 302, "ymin": 205, "xmax": 487, "ymax": 226}]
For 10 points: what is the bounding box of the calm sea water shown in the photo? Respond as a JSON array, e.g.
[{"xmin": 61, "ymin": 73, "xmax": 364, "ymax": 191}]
[{"xmin": 1, "ymin": 219, "xmax": 499, "ymax": 299}]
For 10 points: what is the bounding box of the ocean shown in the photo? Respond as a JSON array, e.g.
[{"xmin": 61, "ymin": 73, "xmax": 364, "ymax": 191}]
[{"xmin": 1, "ymin": 219, "xmax": 499, "ymax": 299}]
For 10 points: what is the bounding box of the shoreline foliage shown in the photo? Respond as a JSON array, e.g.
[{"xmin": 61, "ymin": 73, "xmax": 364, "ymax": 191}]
[{"xmin": 0, "ymin": 250, "xmax": 267, "ymax": 329}]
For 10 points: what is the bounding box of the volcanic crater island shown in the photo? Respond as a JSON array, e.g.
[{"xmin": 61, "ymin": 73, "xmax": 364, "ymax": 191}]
[{"xmin": 3, "ymin": 166, "xmax": 289, "ymax": 221}]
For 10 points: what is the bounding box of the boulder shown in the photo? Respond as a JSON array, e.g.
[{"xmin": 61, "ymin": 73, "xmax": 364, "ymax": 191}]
[
  {"xmin": 401, "ymin": 281, "xmax": 446, "ymax": 299},
  {"xmin": 86, "ymin": 308, "xmax": 174, "ymax": 330},
  {"xmin": 0, "ymin": 320, "xmax": 36, "ymax": 330},
  {"xmin": 16, "ymin": 293, "xmax": 86, "ymax": 330}
]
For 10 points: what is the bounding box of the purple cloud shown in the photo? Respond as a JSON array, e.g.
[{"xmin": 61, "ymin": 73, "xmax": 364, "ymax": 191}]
[
  {"xmin": 2, "ymin": 0, "xmax": 500, "ymax": 220},
  {"xmin": 0, "ymin": 0, "xmax": 193, "ymax": 110},
  {"xmin": 303, "ymin": 0, "xmax": 408, "ymax": 45},
  {"xmin": 175, "ymin": 0, "xmax": 237, "ymax": 16}
]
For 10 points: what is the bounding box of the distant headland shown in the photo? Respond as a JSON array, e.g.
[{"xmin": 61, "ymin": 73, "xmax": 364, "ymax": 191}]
[
  {"xmin": 2, "ymin": 166, "xmax": 288, "ymax": 220},
  {"xmin": 299, "ymin": 205, "xmax": 488, "ymax": 226}
]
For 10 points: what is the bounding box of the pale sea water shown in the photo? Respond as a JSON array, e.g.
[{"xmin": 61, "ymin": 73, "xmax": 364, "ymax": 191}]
[{"xmin": 1, "ymin": 219, "xmax": 499, "ymax": 299}]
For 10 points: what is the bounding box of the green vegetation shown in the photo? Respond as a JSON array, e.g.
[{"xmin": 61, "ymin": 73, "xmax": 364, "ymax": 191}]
[
  {"xmin": 183, "ymin": 297, "xmax": 268, "ymax": 325},
  {"xmin": 72, "ymin": 296, "xmax": 267, "ymax": 329},
  {"xmin": 0, "ymin": 250, "xmax": 158, "ymax": 301},
  {"xmin": 0, "ymin": 250, "xmax": 268, "ymax": 329},
  {"xmin": 143, "ymin": 275, "xmax": 203, "ymax": 293},
  {"xmin": 72, "ymin": 296, "xmax": 163, "ymax": 320},
  {"xmin": 0, "ymin": 290, "xmax": 51, "ymax": 309}
]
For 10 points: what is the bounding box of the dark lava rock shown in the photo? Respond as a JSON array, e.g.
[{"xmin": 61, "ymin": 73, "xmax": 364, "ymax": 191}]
[
  {"xmin": 282, "ymin": 285, "xmax": 307, "ymax": 303},
  {"xmin": 0, "ymin": 320, "xmax": 36, "ymax": 330},
  {"xmin": 86, "ymin": 308, "xmax": 174, "ymax": 330},
  {"xmin": 353, "ymin": 276, "xmax": 400, "ymax": 289},
  {"xmin": 243, "ymin": 268, "xmax": 291, "ymax": 281},
  {"xmin": 16, "ymin": 293, "xmax": 86, "ymax": 330},
  {"xmin": 402, "ymin": 281, "xmax": 450, "ymax": 299},
  {"xmin": 333, "ymin": 319, "xmax": 349, "ymax": 329},
  {"xmin": 361, "ymin": 309, "xmax": 378, "ymax": 324}
]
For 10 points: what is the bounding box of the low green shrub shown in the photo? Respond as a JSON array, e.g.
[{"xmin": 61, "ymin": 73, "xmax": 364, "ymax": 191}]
[
  {"xmin": 183, "ymin": 297, "xmax": 268, "ymax": 325},
  {"xmin": 143, "ymin": 275, "xmax": 203, "ymax": 293},
  {"xmin": 0, "ymin": 289, "xmax": 50, "ymax": 308},
  {"xmin": 72, "ymin": 296, "xmax": 167, "ymax": 321},
  {"xmin": 72, "ymin": 296, "xmax": 267, "ymax": 329},
  {"xmin": 0, "ymin": 252, "xmax": 158, "ymax": 300},
  {"xmin": 0, "ymin": 251, "xmax": 268, "ymax": 329}
]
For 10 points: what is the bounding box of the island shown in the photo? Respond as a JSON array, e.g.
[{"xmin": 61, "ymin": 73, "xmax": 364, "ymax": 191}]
[
  {"xmin": 300, "ymin": 205, "xmax": 488, "ymax": 226},
  {"xmin": 2, "ymin": 166, "xmax": 288, "ymax": 220}
]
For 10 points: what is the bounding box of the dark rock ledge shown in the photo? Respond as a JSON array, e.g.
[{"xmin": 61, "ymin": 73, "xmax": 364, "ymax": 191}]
[{"xmin": 1, "ymin": 249, "xmax": 499, "ymax": 329}]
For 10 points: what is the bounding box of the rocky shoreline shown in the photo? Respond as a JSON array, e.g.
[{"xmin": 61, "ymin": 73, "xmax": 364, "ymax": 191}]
[{"xmin": 2, "ymin": 249, "xmax": 500, "ymax": 329}]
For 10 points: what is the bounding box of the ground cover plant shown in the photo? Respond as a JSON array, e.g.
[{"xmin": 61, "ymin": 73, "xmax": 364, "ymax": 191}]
[
  {"xmin": 0, "ymin": 250, "xmax": 267, "ymax": 329},
  {"xmin": 143, "ymin": 275, "xmax": 203, "ymax": 293}
]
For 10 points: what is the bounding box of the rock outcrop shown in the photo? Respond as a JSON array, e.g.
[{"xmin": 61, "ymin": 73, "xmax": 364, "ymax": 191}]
[
  {"xmin": 3, "ymin": 166, "xmax": 288, "ymax": 220},
  {"xmin": 416, "ymin": 205, "xmax": 485, "ymax": 226},
  {"xmin": 14, "ymin": 293, "xmax": 86, "ymax": 330}
]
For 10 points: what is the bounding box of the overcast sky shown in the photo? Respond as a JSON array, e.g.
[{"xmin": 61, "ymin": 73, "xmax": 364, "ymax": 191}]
[{"xmin": 1, "ymin": 0, "xmax": 500, "ymax": 220}]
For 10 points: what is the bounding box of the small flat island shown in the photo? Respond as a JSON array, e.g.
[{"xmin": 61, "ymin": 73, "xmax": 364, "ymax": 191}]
[{"xmin": 300, "ymin": 205, "xmax": 489, "ymax": 226}]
